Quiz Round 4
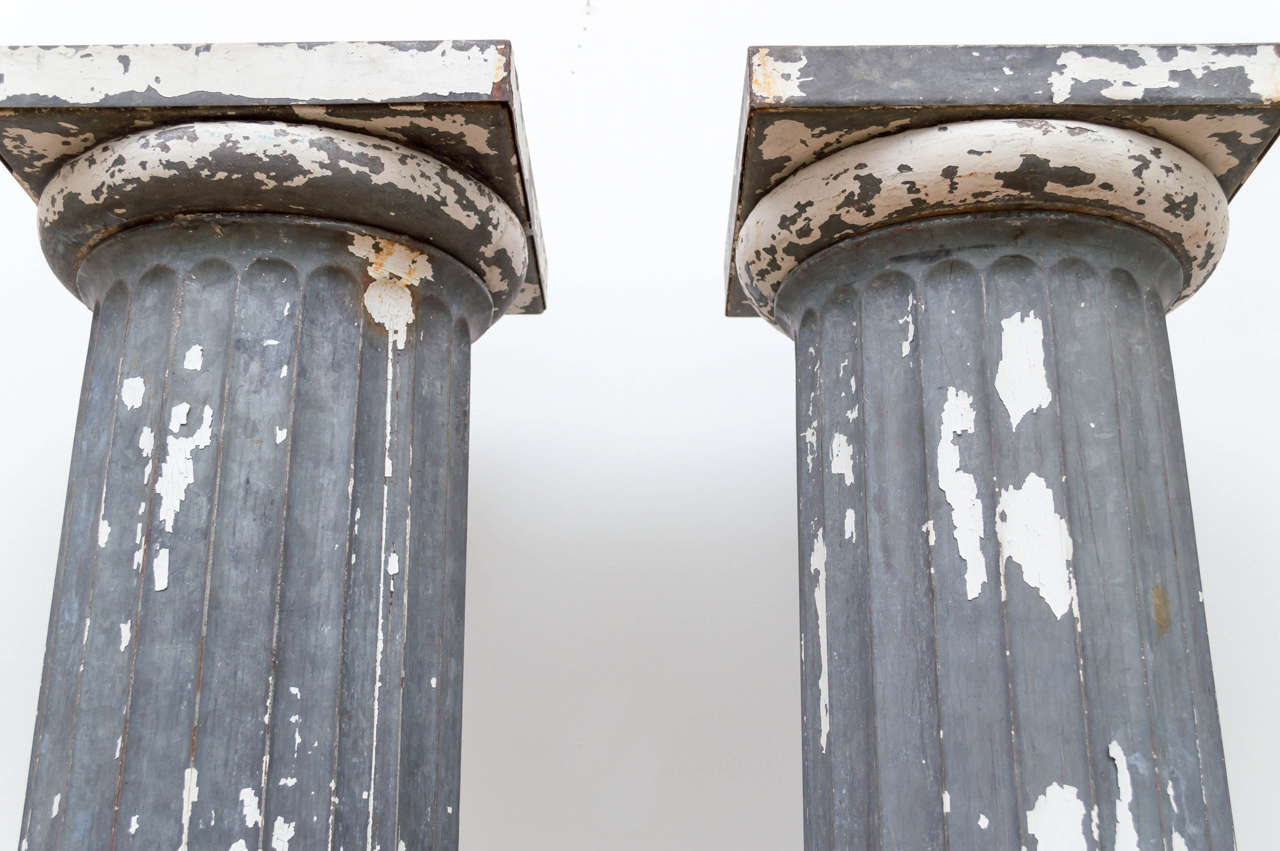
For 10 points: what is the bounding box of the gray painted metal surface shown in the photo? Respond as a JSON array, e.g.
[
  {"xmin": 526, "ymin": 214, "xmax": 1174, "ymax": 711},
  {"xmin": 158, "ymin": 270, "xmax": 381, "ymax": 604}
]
[
  {"xmin": 1, "ymin": 39, "xmax": 544, "ymax": 851},
  {"xmin": 777, "ymin": 213, "xmax": 1232, "ymax": 850},
  {"xmin": 726, "ymin": 43, "xmax": 1280, "ymax": 315},
  {"xmin": 22, "ymin": 217, "xmax": 489, "ymax": 850}
]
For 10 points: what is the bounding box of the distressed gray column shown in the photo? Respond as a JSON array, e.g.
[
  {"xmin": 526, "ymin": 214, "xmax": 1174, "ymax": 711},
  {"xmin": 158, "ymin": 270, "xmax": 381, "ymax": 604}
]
[
  {"xmin": 726, "ymin": 45, "xmax": 1280, "ymax": 850},
  {"xmin": 0, "ymin": 42, "xmax": 546, "ymax": 851}
]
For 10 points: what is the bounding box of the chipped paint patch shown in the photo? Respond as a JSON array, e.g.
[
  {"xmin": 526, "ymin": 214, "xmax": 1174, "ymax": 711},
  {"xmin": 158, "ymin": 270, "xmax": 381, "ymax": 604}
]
[
  {"xmin": 1048, "ymin": 45, "xmax": 1280, "ymax": 104},
  {"xmin": 177, "ymin": 767, "xmax": 198, "ymax": 851},
  {"xmin": 183, "ymin": 345, "xmax": 203, "ymax": 371},
  {"xmin": 275, "ymin": 427, "xmax": 288, "ymax": 445},
  {"xmin": 937, "ymin": 387, "xmax": 986, "ymax": 599},
  {"xmin": 844, "ymin": 508, "xmax": 857, "ymax": 542},
  {"xmin": 830, "ymin": 432, "xmax": 854, "ymax": 486},
  {"xmin": 751, "ymin": 49, "xmax": 810, "ymax": 103},
  {"xmin": 128, "ymin": 814, "xmax": 138, "ymax": 835},
  {"xmin": 239, "ymin": 787, "xmax": 262, "ymax": 828},
  {"xmin": 978, "ymin": 812, "xmax": 989, "ymax": 830},
  {"xmin": 50, "ymin": 793, "xmax": 59, "ymax": 819},
  {"xmin": 153, "ymin": 548, "xmax": 169, "ymax": 591},
  {"xmin": 1026, "ymin": 783, "xmax": 1087, "ymax": 851},
  {"xmin": 118, "ymin": 622, "xmax": 131, "ymax": 652},
  {"xmin": 271, "ymin": 816, "xmax": 295, "ymax": 851},
  {"xmin": 98, "ymin": 518, "xmax": 111, "ymax": 549},
  {"xmin": 1137, "ymin": 112, "xmax": 1271, "ymax": 176},
  {"xmin": 994, "ymin": 311, "xmax": 1052, "ymax": 430},
  {"xmin": 120, "ymin": 376, "xmax": 145, "ymax": 410},
  {"xmin": 155, "ymin": 404, "xmax": 214, "ymax": 532},
  {"xmin": 1108, "ymin": 741, "xmax": 1140, "ymax": 850},
  {"xmin": 810, "ymin": 528, "xmax": 830, "ymax": 753},
  {"xmin": 997, "ymin": 473, "xmax": 1074, "ymax": 618}
]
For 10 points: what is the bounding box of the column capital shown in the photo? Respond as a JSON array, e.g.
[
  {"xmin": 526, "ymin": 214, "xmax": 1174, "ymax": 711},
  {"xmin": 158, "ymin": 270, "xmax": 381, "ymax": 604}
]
[
  {"xmin": 0, "ymin": 40, "xmax": 548, "ymax": 313},
  {"xmin": 725, "ymin": 43, "xmax": 1280, "ymax": 319}
]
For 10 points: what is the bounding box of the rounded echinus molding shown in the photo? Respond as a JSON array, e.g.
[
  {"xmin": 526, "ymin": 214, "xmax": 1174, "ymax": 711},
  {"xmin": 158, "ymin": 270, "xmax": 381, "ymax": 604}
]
[
  {"xmin": 37, "ymin": 120, "xmax": 529, "ymax": 315},
  {"xmin": 734, "ymin": 118, "xmax": 1229, "ymax": 324}
]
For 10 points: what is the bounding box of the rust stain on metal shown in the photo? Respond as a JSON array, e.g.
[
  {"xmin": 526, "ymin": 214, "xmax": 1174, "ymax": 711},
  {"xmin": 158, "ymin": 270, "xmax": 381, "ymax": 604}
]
[{"xmin": 1153, "ymin": 584, "xmax": 1172, "ymax": 637}]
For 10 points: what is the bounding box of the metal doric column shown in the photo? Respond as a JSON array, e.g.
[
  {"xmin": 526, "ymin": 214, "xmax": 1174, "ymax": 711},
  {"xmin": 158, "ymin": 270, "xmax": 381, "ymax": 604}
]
[
  {"xmin": 0, "ymin": 42, "xmax": 546, "ymax": 850},
  {"xmin": 727, "ymin": 45, "xmax": 1280, "ymax": 850}
]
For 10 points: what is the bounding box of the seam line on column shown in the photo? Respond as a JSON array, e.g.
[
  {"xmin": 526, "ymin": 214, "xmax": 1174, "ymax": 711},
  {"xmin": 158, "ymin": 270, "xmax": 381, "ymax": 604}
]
[
  {"xmin": 257, "ymin": 258, "xmax": 308, "ymax": 850},
  {"xmin": 1040, "ymin": 259, "xmax": 1101, "ymax": 843},
  {"xmin": 327, "ymin": 282, "xmax": 368, "ymax": 851},
  {"xmin": 911, "ymin": 275, "xmax": 953, "ymax": 851}
]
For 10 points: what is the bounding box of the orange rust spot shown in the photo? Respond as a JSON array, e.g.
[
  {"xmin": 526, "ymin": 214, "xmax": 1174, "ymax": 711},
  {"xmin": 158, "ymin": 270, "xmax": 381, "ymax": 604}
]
[
  {"xmin": 1152, "ymin": 584, "xmax": 1172, "ymax": 637},
  {"xmin": 752, "ymin": 49, "xmax": 804, "ymax": 104}
]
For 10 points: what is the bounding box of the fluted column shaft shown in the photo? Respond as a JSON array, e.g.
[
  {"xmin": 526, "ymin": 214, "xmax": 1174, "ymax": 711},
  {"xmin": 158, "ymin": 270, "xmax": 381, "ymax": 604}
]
[
  {"xmin": 20, "ymin": 216, "xmax": 487, "ymax": 850},
  {"xmin": 775, "ymin": 213, "xmax": 1232, "ymax": 850}
]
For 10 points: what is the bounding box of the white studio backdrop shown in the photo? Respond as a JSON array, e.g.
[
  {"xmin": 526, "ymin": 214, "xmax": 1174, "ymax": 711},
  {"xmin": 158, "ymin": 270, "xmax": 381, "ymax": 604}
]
[{"xmin": 0, "ymin": 2, "xmax": 1276, "ymax": 848}]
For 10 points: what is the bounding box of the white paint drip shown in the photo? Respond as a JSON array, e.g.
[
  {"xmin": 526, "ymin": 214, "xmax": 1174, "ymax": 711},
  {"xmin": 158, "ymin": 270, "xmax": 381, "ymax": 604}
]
[
  {"xmin": 156, "ymin": 404, "xmax": 214, "ymax": 532},
  {"xmin": 177, "ymin": 767, "xmax": 198, "ymax": 851},
  {"xmin": 349, "ymin": 233, "xmax": 434, "ymax": 350},
  {"xmin": 239, "ymin": 786, "xmax": 262, "ymax": 828},
  {"xmin": 118, "ymin": 622, "xmax": 131, "ymax": 652},
  {"xmin": 830, "ymin": 433, "xmax": 854, "ymax": 486},
  {"xmin": 120, "ymin": 376, "xmax": 145, "ymax": 410},
  {"xmin": 271, "ymin": 816, "xmax": 295, "ymax": 851},
  {"xmin": 182, "ymin": 345, "xmax": 203, "ymax": 371},
  {"xmin": 1108, "ymin": 741, "xmax": 1140, "ymax": 850},
  {"xmin": 810, "ymin": 528, "xmax": 830, "ymax": 753},
  {"xmin": 996, "ymin": 473, "xmax": 1075, "ymax": 618},
  {"xmin": 937, "ymin": 387, "xmax": 986, "ymax": 599},
  {"xmin": 1026, "ymin": 782, "xmax": 1087, "ymax": 851},
  {"xmin": 153, "ymin": 548, "xmax": 170, "ymax": 592},
  {"xmin": 994, "ymin": 311, "xmax": 1052, "ymax": 431}
]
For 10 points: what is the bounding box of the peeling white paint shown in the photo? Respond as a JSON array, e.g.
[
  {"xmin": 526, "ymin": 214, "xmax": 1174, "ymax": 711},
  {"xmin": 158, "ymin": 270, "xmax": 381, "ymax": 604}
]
[
  {"xmin": 275, "ymin": 427, "xmax": 288, "ymax": 445},
  {"xmin": 830, "ymin": 432, "xmax": 854, "ymax": 486},
  {"xmin": 177, "ymin": 767, "xmax": 198, "ymax": 851},
  {"xmin": 118, "ymin": 622, "xmax": 131, "ymax": 652},
  {"xmin": 736, "ymin": 119, "xmax": 1229, "ymax": 320},
  {"xmin": 229, "ymin": 842, "xmax": 248, "ymax": 851},
  {"xmin": 1048, "ymin": 45, "xmax": 1280, "ymax": 104},
  {"xmin": 978, "ymin": 812, "xmax": 989, "ymax": 830},
  {"xmin": 156, "ymin": 404, "xmax": 214, "ymax": 532},
  {"xmin": 1026, "ymin": 782, "xmax": 1087, "ymax": 851},
  {"xmin": 810, "ymin": 528, "xmax": 830, "ymax": 753},
  {"xmin": 757, "ymin": 117, "xmax": 913, "ymax": 181},
  {"xmin": 1167, "ymin": 780, "xmax": 1190, "ymax": 851},
  {"xmin": 128, "ymin": 814, "xmax": 138, "ymax": 835},
  {"xmin": 271, "ymin": 816, "xmax": 295, "ymax": 851},
  {"xmin": 751, "ymin": 48, "xmax": 810, "ymax": 102},
  {"xmin": 386, "ymin": 552, "xmax": 400, "ymax": 576},
  {"xmin": 994, "ymin": 312, "xmax": 1051, "ymax": 431},
  {"xmin": 183, "ymin": 345, "xmax": 203, "ymax": 371},
  {"xmin": 50, "ymin": 793, "xmax": 59, "ymax": 819},
  {"xmin": 943, "ymin": 790, "xmax": 951, "ymax": 813},
  {"xmin": 98, "ymin": 518, "xmax": 111, "ymax": 549},
  {"xmin": 120, "ymin": 376, "xmax": 145, "ymax": 410},
  {"xmin": 1138, "ymin": 112, "xmax": 1271, "ymax": 175},
  {"xmin": 899, "ymin": 293, "xmax": 916, "ymax": 357},
  {"xmin": 0, "ymin": 42, "xmax": 509, "ymax": 104},
  {"xmin": 153, "ymin": 548, "xmax": 169, "ymax": 592},
  {"xmin": 239, "ymin": 787, "xmax": 262, "ymax": 828},
  {"xmin": 996, "ymin": 473, "xmax": 1075, "ymax": 618},
  {"xmin": 844, "ymin": 509, "xmax": 857, "ymax": 542},
  {"xmin": 1108, "ymin": 741, "xmax": 1140, "ymax": 850},
  {"xmin": 922, "ymin": 519, "xmax": 936, "ymax": 546},
  {"xmin": 937, "ymin": 387, "xmax": 987, "ymax": 599}
]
